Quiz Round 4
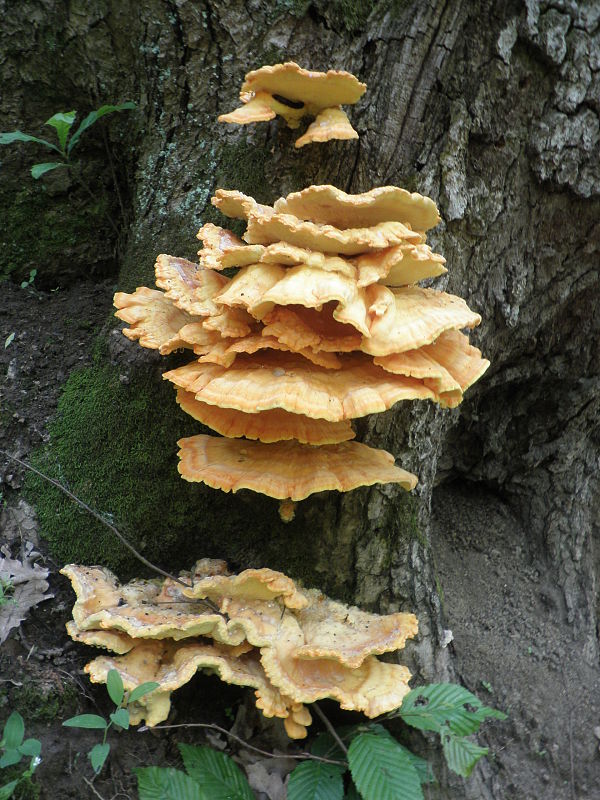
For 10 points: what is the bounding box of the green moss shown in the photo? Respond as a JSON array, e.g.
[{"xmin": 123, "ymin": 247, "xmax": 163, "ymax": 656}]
[
  {"xmin": 0, "ymin": 177, "xmax": 111, "ymax": 285},
  {"xmin": 4, "ymin": 681, "xmax": 78, "ymax": 725},
  {"xmin": 23, "ymin": 360, "xmax": 308, "ymax": 578}
]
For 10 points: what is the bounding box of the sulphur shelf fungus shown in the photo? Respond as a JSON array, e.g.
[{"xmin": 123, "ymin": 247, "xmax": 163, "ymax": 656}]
[
  {"xmin": 61, "ymin": 560, "xmax": 418, "ymax": 737},
  {"xmin": 218, "ymin": 62, "xmax": 366, "ymax": 148},
  {"xmin": 113, "ymin": 183, "xmax": 489, "ymax": 520}
]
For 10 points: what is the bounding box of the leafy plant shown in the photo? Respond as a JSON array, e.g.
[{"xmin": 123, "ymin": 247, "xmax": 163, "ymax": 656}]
[
  {"xmin": 20, "ymin": 270, "xmax": 37, "ymax": 290},
  {"xmin": 135, "ymin": 683, "xmax": 505, "ymax": 800},
  {"xmin": 285, "ymin": 683, "xmax": 506, "ymax": 799},
  {"xmin": 0, "ymin": 580, "xmax": 15, "ymax": 608},
  {"xmin": 62, "ymin": 668, "xmax": 158, "ymax": 775},
  {"xmin": 0, "ymin": 711, "xmax": 41, "ymax": 799},
  {"xmin": 0, "ymin": 104, "xmax": 135, "ymax": 182},
  {"xmin": 136, "ymin": 743, "xmax": 255, "ymax": 800}
]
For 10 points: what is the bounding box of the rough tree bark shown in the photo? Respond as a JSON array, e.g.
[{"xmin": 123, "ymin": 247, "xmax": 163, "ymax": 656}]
[{"xmin": 1, "ymin": 1, "xmax": 599, "ymax": 798}]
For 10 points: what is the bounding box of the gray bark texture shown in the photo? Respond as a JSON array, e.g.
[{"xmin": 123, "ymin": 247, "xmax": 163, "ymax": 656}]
[{"xmin": 1, "ymin": 0, "xmax": 599, "ymax": 797}]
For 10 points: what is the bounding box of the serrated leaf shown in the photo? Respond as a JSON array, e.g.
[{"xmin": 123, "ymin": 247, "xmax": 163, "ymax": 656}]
[
  {"xmin": 44, "ymin": 111, "xmax": 76, "ymax": 151},
  {"xmin": 0, "ymin": 131, "xmax": 61, "ymax": 153},
  {"xmin": 310, "ymin": 732, "xmax": 346, "ymax": 761},
  {"xmin": 107, "ymin": 669, "xmax": 125, "ymax": 706},
  {"xmin": 31, "ymin": 161, "xmax": 66, "ymax": 179},
  {"xmin": 63, "ymin": 714, "xmax": 107, "ymax": 730},
  {"xmin": 2, "ymin": 712, "xmax": 24, "ymax": 749},
  {"xmin": 348, "ymin": 734, "xmax": 423, "ymax": 800},
  {"xmin": 0, "ymin": 554, "xmax": 53, "ymax": 644},
  {"xmin": 0, "ymin": 780, "xmax": 19, "ymax": 800},
  {"xmin": 68, "ymin": 101, "xmax": 136, "ymax": 154},
  {"xmin": 287, "ymin": 760, "xmax": 345, "ymax": 800},
  {"xmin": 89, "ymin": 742, "xmax": 110, "ymax": 774},
  {"xmin": 17, "ymin": 739, "xmax": 41, "ymax": 758},
  {"xmin": 179, "ymin": 744, "xmax": 254, "ymax": 800},
  {"xmin": 399, "ymin": 683, "xmax": 506, "ymax": 735},
  {"xmin": 441, "ymin": 729, "xmax": 489, "ymax": 777},
  {"xmin": 110, "ymin": 708, "xmax": 130, "ymax": 730},
  {"xmin": 0, "ymin": 749, "xmax": 22, "ymax": 768},
  {"xmin": 128, "ymin": 681, "xmax": 160, "ymax": 704},
  {"xmin": 136, "ymin": 767, "xmax": 204, "ymax": 800}
]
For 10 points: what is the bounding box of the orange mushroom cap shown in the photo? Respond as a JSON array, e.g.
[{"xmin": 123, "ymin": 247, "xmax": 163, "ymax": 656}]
[{"xmin": 177, "ymin": 435, "xmax": 418, "ymax": 500}]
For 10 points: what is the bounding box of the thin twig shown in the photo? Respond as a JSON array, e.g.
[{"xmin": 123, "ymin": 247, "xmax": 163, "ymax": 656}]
[
  {"xmin": 82, "ymin": 776, "xmax": 108, "ymax": 800},
  {"xmin": 312, "ymin": 703, "xmax": 349, "ymax": 756},
  {"xmin": 138, "ymin": 722, "xmax": 346, "ymax": 766},
  {"xmin": 1, "ymin": 451, "xmax": 191, "ymax": 588}
]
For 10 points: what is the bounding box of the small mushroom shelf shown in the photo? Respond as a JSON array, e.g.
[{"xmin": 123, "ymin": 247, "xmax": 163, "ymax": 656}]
[
  {"xmin": 114, "ymin": 184, "xmax": 489, "ymax": 519},
  {"xmin": 62, "ymin": 560, "xmax": 419, "ymax": 738}
]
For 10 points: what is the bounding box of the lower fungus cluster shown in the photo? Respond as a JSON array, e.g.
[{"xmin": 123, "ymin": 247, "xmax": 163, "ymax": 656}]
[
  {"xmin": 114, "ymin": 183, "xmax": 489, "ymax": 520},
  {"xmin": 61, "ymin": 560, "xmax": 418, "ymax": 739}
]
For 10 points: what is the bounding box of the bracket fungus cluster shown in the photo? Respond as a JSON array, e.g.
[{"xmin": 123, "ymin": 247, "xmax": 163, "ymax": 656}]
[
  {"xmin": 218, "ymin": 62, "xmax": 366, "ymax": 147},
  {"xmin": 62, "ymin": 560, "xmax": 418, "ymax": 738},
  {"xmin": 114, "ymin": 183, "xmax": 489, "ymax": 519}
]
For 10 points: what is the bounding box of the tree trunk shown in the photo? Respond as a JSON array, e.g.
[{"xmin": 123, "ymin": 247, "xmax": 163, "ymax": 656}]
[{"xmin": 2, "ymin": 1, "xmax": 599, "ymax": 797}]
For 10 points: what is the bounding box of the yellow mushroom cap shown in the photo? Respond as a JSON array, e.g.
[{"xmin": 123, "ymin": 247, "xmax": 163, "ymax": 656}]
[
  {"xmin": 163, "ymin": 352, "xmax": 434, "ymax": 422},
  {"xmin": 274, "ymin": 184, "xmax": 441, "ymax": 232},
  {"xmin": 239, "ymin": 63, "xmax": 366, "ymax": 108},
  {"xmin": 177, "ymin": 435, "xmax": 418, "ymax": 500},
  {"xmin": 114, "ymin": 287, "xmax": 196, "ymax": 354},
  {"xmin": 154, "ymin": 254, "xmax": 229, "ymax": 317},
  {"xmin": 295, "ymin": 106, "xmax": 358, "ymax": 149},
  {"xmin": 176, "ymin": 389, "xmax": 355, "ymax": 445}
]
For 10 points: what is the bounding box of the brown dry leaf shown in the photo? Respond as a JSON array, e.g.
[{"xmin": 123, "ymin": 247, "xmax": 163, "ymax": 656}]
[
  {"xmin": 274, "ymin": 184, "xmax": 440, "ymax": 232},
  {"xmin": 176, "ymin": 389, "xmax": 354, "ymax": 445},
  {"xmin": 163, "ymin": 352, "xmax": 434, "ymax": 421},
  {"xmin": 0, "ymin": 551, "xmax": 53, "ymax": 644},
  {"xmin": 177, "ymin": 435, "xmax": 418, "ymax": 499}
]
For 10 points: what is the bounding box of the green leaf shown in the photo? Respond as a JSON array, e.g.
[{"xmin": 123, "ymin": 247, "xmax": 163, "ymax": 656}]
[
  {"xmin": 31, "ymin": 162, "xmax": 66, "ymax": 179},
  {"xmin": 68, "ymin": 101, "xmax": 136, "ymax": 154},
  {"xmin": 0, "ymin": 750, "xmax": 21, "ymax": 769},
  {"xmin": 310, "ymin": 732, "xmax": 346, "ymax": 761},
  {"xmin": 107, "ymin": 669, "xmax": 125, "ymax": 706},
  {"xmin": 110, "ymin": 708, "xmax": 130, "ymax": 730},
  {"xmin": 2, "ymin": 712, "xmax": 24, "ymax": 749},
  {"xmin": 399, "ymin": 683, "xmax": 506, "ymax": 736},
  {"xmin": 4, "ymin": 333, "xmax": 15, "ymax": 349},
  {"xmin": 89, "ymin": 742, "xmax": 111, "ymax": 774},
  {"xmin": 44, "ymin": 111, "xmax": 76, "ymax": 152},
  {"xmin": 136, "ymin": 767, "xmax": 204, "ymax": 800},
  {"xmin": 62, "ymin": 714, "xmax": 107, "ymax": 730},
  {"xmin": 0, "ymin": 131, "xmax": 61, "ymax": 153},
  {"xmin": 347, "ymin": 734, "xmax": 423, "ymax": 800},
  {"xmin": 17, "ymin": 739, "xmax": 41, "ymax": 758},
  {"xmin": 0, "ymin": 780, "xmax": 20, "ymax": 800},
  {"xmin": 440, "ymin": 729, "xmax": 489, "ymax": 777},
  {"xmin": 128, "ymin": 682, "xmax": 160, "ymax": 704},
  {"xmin": 179, "ymin": 744, "xmax": 254, "ymax": 800},
  {"xmin": 287, "ymin": 761, "xmax": 345, "ymax": 800}
]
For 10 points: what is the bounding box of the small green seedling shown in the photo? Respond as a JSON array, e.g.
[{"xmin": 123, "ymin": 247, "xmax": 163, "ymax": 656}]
[
  {"xmin": 0, "ymin": 579, "xmax": 16, "ymax": 608},
  {"xmin": 0, "ymin": 711, "xmax": 42, "ymax": 800},
  {"xmin": 20, "ymin": 269, "xmax": 37, "ymax": 290},
  {"xmin": 63, "ymin": 669, "xmax": 158, "ymax": 775},
  {"xmin": 0, "ymin": 103, "xmax": 135, "ymax": 181}
]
